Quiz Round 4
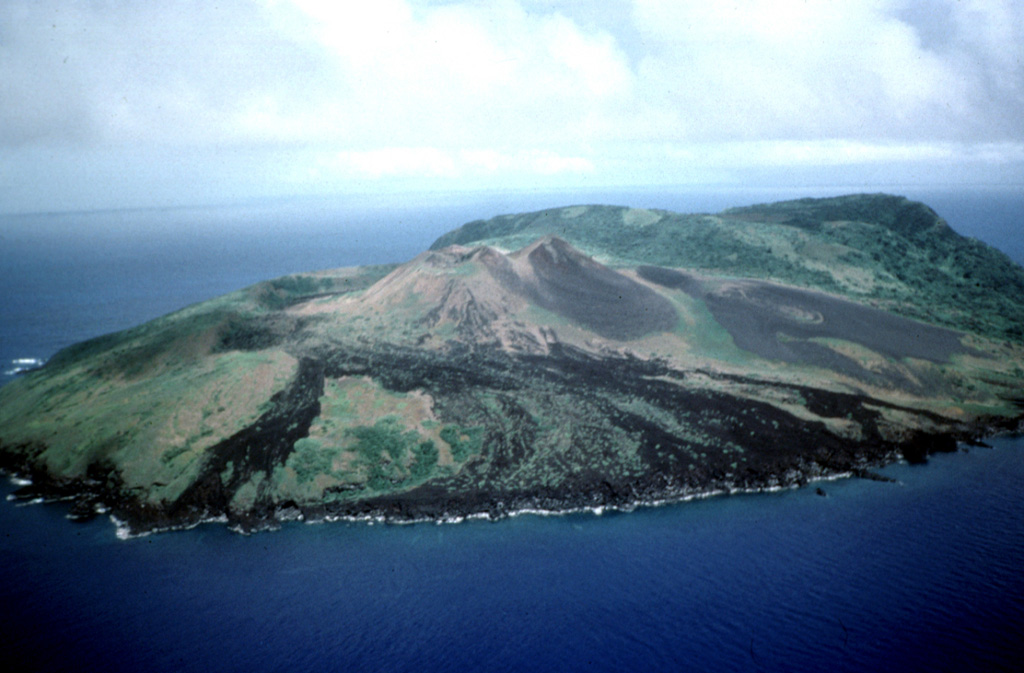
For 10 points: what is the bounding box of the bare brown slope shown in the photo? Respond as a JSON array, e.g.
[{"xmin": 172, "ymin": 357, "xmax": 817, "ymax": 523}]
[
  {"xmin": 328, "ymin": 237, "xmax": 678, "ymax": 344},
  {"xmin": 508, "ymin": 237, "xmax": 677, "ymax": 340}
]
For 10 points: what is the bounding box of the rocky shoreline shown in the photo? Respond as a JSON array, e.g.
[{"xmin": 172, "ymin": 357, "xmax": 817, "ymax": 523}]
[{"xmin": 4, "ymin": 417, "xmax": 1016, "ymax": 538}]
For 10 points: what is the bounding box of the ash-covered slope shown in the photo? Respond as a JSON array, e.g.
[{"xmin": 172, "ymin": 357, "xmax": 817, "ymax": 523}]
[
  {"xmin": 293, "ymin": 236, "xmax": 676, "ymax": 351},
  {"xmin": 513, "ymin": 237, "xmax": 677, "ymax": 340},
  {"xmin": 1, "ymin": 196, "xmax": 1023, "ymax": 536}
]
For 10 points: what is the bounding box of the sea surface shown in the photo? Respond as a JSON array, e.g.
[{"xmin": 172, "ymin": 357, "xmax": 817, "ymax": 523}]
[{"xmin": 1, "ymin": 187, "xmax": 1022, "ymax": 671}]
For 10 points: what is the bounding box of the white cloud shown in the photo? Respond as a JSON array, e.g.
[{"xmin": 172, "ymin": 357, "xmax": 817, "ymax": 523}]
[
  {"xmin": 331, "ymin": 147, "xmax": 457, "ymax": 179},
  {"xmin": 280, "ymin": 0, "xmax": 633, "ymax": 149},
  {"xmin": 0, "ymin": 0, "xmax": 1022, "ymax": 210},
  {"xmin": 321, "ymin": 147, "xmax": 593, "ymax": 180},
  {"xmin": 668, "ymin": 140, "xmax": 957, "ymax": 167},
  {"xmin": 628, "ymin": 0, "xmax": 980, "ymax": 141}
]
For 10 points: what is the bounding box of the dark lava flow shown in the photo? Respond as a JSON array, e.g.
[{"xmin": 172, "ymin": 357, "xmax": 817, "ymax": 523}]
[{"xmin": 639, "ymin": 264, "xmax": 977, "ymax": 383}]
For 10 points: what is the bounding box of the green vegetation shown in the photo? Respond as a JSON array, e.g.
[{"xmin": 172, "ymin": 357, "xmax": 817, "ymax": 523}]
[
  {"xmin": 230, "ymin": 473, "xmax": 265, "ymax": 513},
  {"xmin": 439, "ymin": 425, "xmax": 484, "ymax": 462},
  {"xmin": 280, "ymin": 413, "xmax": 454, "ymax": 499},
  {"xmin": 46, "ymin": 304, "xmax": 228, "ymax": 377},
  {"xmin": 348, "ymin": 417, "xmax": 418, "ymax": 489},
  {"xmin": 410, "ymin": 440, "xmax": 439, "ymax": 479},
  {"xmin": 253, "ymin": 265, "xmax": 397, "ymax": 310},
  {"xmin": 0, "ymin": 346, "xmax": 297, "ymax": 504},
  {"xmin": 288, "ymin": 437, "xmax": 340, "ymax": 484}
]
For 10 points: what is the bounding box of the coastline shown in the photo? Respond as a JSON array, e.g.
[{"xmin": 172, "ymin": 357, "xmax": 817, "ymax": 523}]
[
  {"xmin": 10, "ymin": 470, "xmax": 868, "ymax": 540},
  {"xmin": 5, "ymin": 420, "xmax": 1023, "ymax": 673},
  {"xmin": 7, "ymin": 427, "xmax": 1018, "ymax": 539}
]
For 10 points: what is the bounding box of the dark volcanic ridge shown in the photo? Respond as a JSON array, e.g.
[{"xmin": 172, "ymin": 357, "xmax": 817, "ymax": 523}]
[{"xmin": 511, "ymin": 237, "xmax": 678, "ymax": 340}]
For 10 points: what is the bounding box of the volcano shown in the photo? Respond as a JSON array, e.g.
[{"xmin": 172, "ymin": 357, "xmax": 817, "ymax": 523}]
[{"xmin": 2, "ymin": 195, "xmax": 1023, "ymax": 535}]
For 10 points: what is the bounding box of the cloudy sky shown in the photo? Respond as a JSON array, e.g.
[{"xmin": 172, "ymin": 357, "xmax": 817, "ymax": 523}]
[{"xmin": 2, "ymin": 0, "xmax": 1022, "ymax": 212}]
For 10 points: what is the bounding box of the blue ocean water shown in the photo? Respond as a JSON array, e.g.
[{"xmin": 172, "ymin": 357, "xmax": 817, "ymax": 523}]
[
  {"xmin": 1, "ymin": 440, "xmax": 1022, "ymax": 672},
  {"xmin": 0, "ymin": 188, "xmax": 1022, "ymax": 671}
]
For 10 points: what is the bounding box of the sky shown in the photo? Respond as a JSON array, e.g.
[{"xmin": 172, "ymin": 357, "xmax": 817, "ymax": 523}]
[{"xmin": 2, "ymin": 0, "xmax": 1023, "ymax": 213}]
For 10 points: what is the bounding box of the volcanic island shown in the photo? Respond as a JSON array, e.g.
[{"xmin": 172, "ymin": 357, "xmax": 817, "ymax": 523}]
[{"xmin": 2, "ymin": 194, "xmax": 1023, "ymax": 536}]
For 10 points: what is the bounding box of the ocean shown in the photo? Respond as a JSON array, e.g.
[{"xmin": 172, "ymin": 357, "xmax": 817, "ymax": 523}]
[{"xmin": 1, "ymin": 187, "xmax": 1022, "ymax": 672}]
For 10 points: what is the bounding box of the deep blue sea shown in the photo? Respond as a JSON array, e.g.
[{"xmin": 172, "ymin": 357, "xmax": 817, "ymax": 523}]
[{"xmin": 1, "ymin": 187, "xmax": 1022, "ymax": 672}]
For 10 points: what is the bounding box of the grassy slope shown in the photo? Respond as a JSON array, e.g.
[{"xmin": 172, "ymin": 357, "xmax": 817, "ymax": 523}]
[
  {"xmin": 0, "ymin": 264, "xmax": 396, "ymax": 502},
  {"xmin": 0, "ymin": 259, "xmax": 505, "ymax": 518}
]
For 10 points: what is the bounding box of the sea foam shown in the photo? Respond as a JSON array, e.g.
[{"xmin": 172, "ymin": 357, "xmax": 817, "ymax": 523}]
[{"xmin": 5, "ymin": 357, "xmax": 44, "ymax": 375}]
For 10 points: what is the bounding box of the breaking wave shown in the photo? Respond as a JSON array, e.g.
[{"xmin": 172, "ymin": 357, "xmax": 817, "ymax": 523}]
[{"xmin": 4, "ymin": 357, "xmax": 44, "ymax": 376}]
